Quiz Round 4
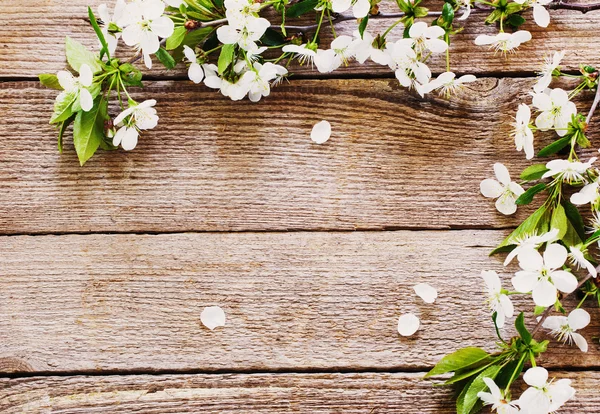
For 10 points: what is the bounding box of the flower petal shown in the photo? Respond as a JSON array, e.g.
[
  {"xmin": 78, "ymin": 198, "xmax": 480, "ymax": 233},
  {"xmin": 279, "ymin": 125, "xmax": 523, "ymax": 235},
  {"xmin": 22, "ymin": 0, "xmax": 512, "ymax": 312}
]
[
  {"xmin": 524, "ymin": 366, "xmax": 549, "ymax": 388},
  {"xmin": 572, "ymin": 332, "xmax": 588, "ymax": 352},
  {"xmin": 480, "ymin": 179, "xmax": 503, "ymax": 198},
  {"xmin": 397, "ymin": 313, "xmax": 420, "ymax": 336},
  {"xmin": 532, "ymin": 279, "xmax": 558, "ymax": 307},
  {"xmin": 543, "ymin": 243, "xmax": 567, "ymax": 269},
  {"xmin": 200, "ymin": 306, "xmax": 226, "ymax": 330},
  {"xmin": 79, "ymin": 88, "xmax": 94, "ymax": 112},
  {"xmin": 550, "ymin": 270, "xmax": 578, "ymax": 294},
  {"xmin": 533, "ymin": 4, "xmax": 550, "ymax": 27},
  {"xmin": 311, "ymin": 120, "xmax": 331, "ymax": 144},
  {"xmin": 413, "ymin": 283, "xmax": 438, "ymax": 304},
  {"xmin": 568, "ymin": 308, "xmax": 590, "ymax": 330}
]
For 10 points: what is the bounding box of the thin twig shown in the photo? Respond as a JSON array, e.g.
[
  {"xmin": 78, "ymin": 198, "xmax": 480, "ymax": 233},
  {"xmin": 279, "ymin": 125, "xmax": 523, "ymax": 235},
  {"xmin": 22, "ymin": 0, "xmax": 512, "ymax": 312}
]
[
  {"xmin": 586, "ymin": 82, "xmax": 600, "ymax": 124},
  {"xmin": 530, "ymin": 270, "xmax": 597, "ymax": 336},
  {"xmin": 548, "ymin": 0, "xmax": 600, "ymax": 13}
]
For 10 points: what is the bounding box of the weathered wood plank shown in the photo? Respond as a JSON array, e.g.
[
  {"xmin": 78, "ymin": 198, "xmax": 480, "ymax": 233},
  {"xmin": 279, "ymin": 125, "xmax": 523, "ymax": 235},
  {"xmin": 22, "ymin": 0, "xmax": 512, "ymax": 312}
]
[
  {"xmin": 2, "ymin": 371, "xmax": 600, "ymax": 413},
  {"xmin": 0, "ymin": 79, "xmax": 596, "ymax": 234},
  {"xmin": 1, "ymin": 230, "xmax": 598, "ymax": 374},
  {"xmin": 1, "ymin": 0, "xmax": 599, "ymax": 78}
]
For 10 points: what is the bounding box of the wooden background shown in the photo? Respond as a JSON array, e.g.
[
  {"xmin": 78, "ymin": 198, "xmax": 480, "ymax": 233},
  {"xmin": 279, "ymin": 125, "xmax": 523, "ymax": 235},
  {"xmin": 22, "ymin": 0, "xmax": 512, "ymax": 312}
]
[{"xmin": 1, "ymin": 1, "xmax": 600, "ymax": 412}]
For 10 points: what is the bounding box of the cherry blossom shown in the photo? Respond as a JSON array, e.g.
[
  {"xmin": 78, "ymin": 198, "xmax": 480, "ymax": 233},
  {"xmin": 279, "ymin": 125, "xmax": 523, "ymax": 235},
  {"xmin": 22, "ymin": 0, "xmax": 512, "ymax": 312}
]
[
  {"xmin": 481, "ymin": 270, "xmax": 514, "ymax": 328},
  {"xmin": 331, "ymin": 0, "xmax": 371, "ymax": 18},
  {"xmin": 534, "ymin": 51, "xmax": 565, "ymax": 93},
  {"xmin": 568, "ymin": 245, "xmax": 597, "ymax": 277},
  {"xmin": 56, "ymin": 63, "xmax": 95, "ymax": 112},
  {"xmin": 477, "ymin": 377, "xmax": 521, "ymax": 414},
  {"xmin": 542, "ymin": 157, "xmax": 596, "ymax": 182},
  {"xmin": 424, "ymin": 72, "xmax": 476, "ymax": 97},
  {"xmin": 480, "ymin": 163, "xmax": 525, "ymax": 215},
  {"xmin": 519, "ymin": 367, "xmax": 576, "ymax": 414},
  {"xmin": 396, "ymin": 22, "xmax": 448, "ymax": 54},
  {"xmin": 112, "ymin": 99, "xmax": 159, "ymax": 150},
  {"xmin": 512, "ymin": 104, "xmax": 535, "ymax": 159},
  {"xmin": 542, "ymin": 308, "xmax": 591, "ymax": 352},
  {"xmin": 512, "ymin": 243, "xmax": 578, "ymax": 307},
  {"xmin": 474, "ymin": 31, "xmax": 532, "ymax": 54},
  {"xmin": 532, "ymin": 88, "xmax": 577, "ymax": 136}
]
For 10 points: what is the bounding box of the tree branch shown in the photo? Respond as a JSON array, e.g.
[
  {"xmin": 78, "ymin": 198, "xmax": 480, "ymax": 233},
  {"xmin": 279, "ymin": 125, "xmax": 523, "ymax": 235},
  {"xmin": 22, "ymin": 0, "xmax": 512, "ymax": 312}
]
[{"xmin": 586, "ymin": 82, "xmax": 600, "ymax": 124}]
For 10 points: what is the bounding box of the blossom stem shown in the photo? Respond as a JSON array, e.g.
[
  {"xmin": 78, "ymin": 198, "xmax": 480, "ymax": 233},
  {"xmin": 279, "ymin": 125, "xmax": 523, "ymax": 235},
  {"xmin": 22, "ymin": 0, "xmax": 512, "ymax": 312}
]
[
  {"xmin": 504, "ymin": 352, "xmax": 528, "ymax": 391},
  {"xmin": 312, "ymin": 7, "xmax": 326, "ymax": 43},
  {"xmin": 586, "ymin": 81, "xmax": 600, "ymax": 124}
]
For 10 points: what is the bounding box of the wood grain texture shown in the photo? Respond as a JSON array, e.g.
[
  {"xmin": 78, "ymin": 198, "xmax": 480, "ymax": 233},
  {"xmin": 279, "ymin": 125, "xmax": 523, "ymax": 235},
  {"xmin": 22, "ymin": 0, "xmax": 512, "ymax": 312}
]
[
  {"xmin": 1, "ymin": 78, "xmax": 597, "ymax": 234},
  {"xmin": 1, "ymin": 230, "xmax": 599, "ymax": 374},
  {"xmin": 1, "ymin": 0, "xmax": 599, "ymax": 78},
  {"xmin": 2, "ymin": 371, "xmax": 600, "ymax": 413}
]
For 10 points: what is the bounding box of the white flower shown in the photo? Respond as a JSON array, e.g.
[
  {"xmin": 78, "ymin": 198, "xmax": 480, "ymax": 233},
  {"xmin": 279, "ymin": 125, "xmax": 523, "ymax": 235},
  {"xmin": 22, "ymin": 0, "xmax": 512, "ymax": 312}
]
[
  {"xmin": 311, "ymin": 120, "xmax": 331, "ymax": 144},
  {"xmin": 571, "ymin": 180, "xmax": 600, "ymax": 206},
  {"xmin": 314, "ymin": 36, "xmax": 356, "ymax": 73},
  {"xmin": 481, "ymin": 271, "xmax": 514, "ymax": 328},
  {"xmin": 246, "ymin": 62, "xmax": 287, "ymax": 102},
  {"xmin": 532, "ymin": 88, "xmax": 577, "ymax": 136},
  {"xmin": 543, "ymin": 308, "xmax": 590, "ymax": 352},
  {"xmin": 512, "ymin": 243, "xmax": 578, "ymax": 307},
  {"xmin": 413, "ymin": 283, "xmax": 438, "ymax": 304},
  {"xmin": 282, "ymin": 44, "xmax": 317, "ymax": 65},
  {"xmin": 542, "ymin": 157, "xmax": 596, "ymax": 182},
  {"xmin": 480, "ymin": 163, "xmax": 525, "ymax": 215},
  {"xmin": 352, "ymin": 31, "xmax": 390, "ymax": 66},
  {"xmin": 224, "ymin": 0, "xmax": 261, "ymax": 27},
  {"xmin": 519, "ymin": 367, "xmax": 576, "ymax": 414},
  {"xmin": 387, "ymin": 41, "xmax": 431, "ymax": 96},
  {"xmin": 397, "ymin": 313, "xmax": 420, "ymax": 336},
  {"xmin": 121, "ymin": 0, "xmax": 175, "ymax": 69},
  {"xmin": 216, "ymin": 16, "xmax": 270, "ymax": 51},
  {"xmin": 331, "ymin": 0, "xmax": 371, "ymax": 18},
  {"xmin": 568, "ymin": 245, "xmax": 597, "ymax": 277},
  {"xmin": 220, "ymin": 72, "xmax": 255, "ymax": 101},
  {"xmin": 397, "ymin": 22, "xmax": 448, "ymax": 54},
  {"xmin": 182, "ymin": 45, "xmax": 205, "ymax": 83},
  {"xmin": 474, "ymin": 31, "xmax": 532, "ymax": 54},
  {"xmin": 98, "ymin": 0, "xmax": 126, "ymax": 55},
  {"xmin": 423, "ymin": 71, "xmax": 476, "ymax": 97},
  {"xmin": 534, "ymin": 51, "xmax": 565, "ymax": 93},
  {"xmin": 201, "ymin": 306, "xmax": 226, "ymax": 330},
  {"xmin": 57, "ymin": 63, "xmax": 94, "ymax": 112},
  {"xmin": 477, "ymin": 377, "xmax": 520, "ymax": 414},
  {"xmin": 514, "ymin": 0, "xmax": 553, "ymax": 27},
  {"xmin": 503, "ymin": 228, "xmax": 559, "ymax": 266},
  {"xmin": 513, "ymin": 104, "xmax": 535, "ymax": 159},
  {"xmin": 112, "ymin": 99, "xmax": 159, "ymax": 150}
]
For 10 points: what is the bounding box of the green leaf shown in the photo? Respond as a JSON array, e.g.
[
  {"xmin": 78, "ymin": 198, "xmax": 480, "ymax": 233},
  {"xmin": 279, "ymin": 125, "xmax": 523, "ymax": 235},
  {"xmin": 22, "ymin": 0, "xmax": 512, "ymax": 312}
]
[
  {"xmin": 443, "ymin": 360, "xmax": 495, "ymax": 385},
  {"xmin": 260, "ymin": 28, "xmax": 286, "ymax": 47},
  {"xmin": 441, "ymin": 2, "xmax": 454, "ymax": 24},
  {"xmin": 495, "ymin": 356, "xmax": 525, "ymax": 389},
  {"xmin": 287, "ymin": 0, "xmax": 319, "ymax": 18},
  {"xmin": 515, "ymin": 312, "xmax": 532, "ymax": 345},
  {"xmin": 358, "ymin": 15, "xmax": 369, "ymax": 38},
  {"xmin": 492, "ymin": 205, "xmax": 550, "ymax": 253},
  {"xmin": 563, "ymin": 199, "xmax": 586, "ymax": 241},
  {"xmin": 167, "ymin": 26, "xmax": 187, "ymax": 50},
  {"xmin": 506, "ymin": 14, "xmax": 526, "ymax": 28},
  {"xmin": 550, "ymin": 203, "xmax": 568, "ymax": 240},
  {"xmin": 88, "ymin": 6, "xmax": 110, "ymax": 60},
  {"xmin": 50, "ymin": 91, "xmax": 77, "ymax": 124},
  {"xmin": 534, "ymin": 305, "xmax": 547, "ymax": 316},
  {"xmin": 538, "ymin": 135, "xmax": 571, "ymax": 157},
  {"xmin": 39, "ymin": 74, "xmax": 63, "ymax": 90},
  {"xmin": 218, "ymin": 43, "xmax": 235, "ymax": 74},
  {"xmin": 456, "ymin": 365, "xmax": 501, "ymax": 414},
  {"xmin": 72, "ymin": 97, "xmax": 107, "ymax": 166},
  {"xmin": 425, "ymin": 347, "xmax": 491, "ymax": 377},
  {"xmin": 156, "ymin": 47, "xmax": 177, "ymax": 69},
  {"xmin": 515, "ymin": 183, "xmax": 547, "ymax": 205},
  {"xmin": 520, "ymin": 163, "xmax": 549, "ymax": 181},
  {"xmin": 65, "ymin": 36, "xmax": 102, "ymax": 73},
  {"xmin": 57, "ymin": 114, "xmax": 76, "ymax": 154}
]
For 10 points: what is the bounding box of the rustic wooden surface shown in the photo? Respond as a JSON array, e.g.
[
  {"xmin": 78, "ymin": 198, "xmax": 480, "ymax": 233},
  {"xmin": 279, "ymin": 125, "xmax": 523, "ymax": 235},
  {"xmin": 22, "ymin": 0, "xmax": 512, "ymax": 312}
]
[{"xmin": 2, "ymin": 0, "xmax": 600, "ymax": 412}]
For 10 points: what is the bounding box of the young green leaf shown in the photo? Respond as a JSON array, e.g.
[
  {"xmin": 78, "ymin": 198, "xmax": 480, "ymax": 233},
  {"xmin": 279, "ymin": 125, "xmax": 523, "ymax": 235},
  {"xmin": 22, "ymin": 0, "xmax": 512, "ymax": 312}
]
[
  {"xmin": 50, "ymin": 91, "xmax": 77, "ymax": 124},
  {"xmin": 65, "ymin": 36, "xmax": 102, "ymax": 73},
  {"xmin": 287, "ymin": 0, "xmax": 319, "ymax": 18},
  {"xmin": 156, "ymin": 47, "xmax": 177, "ymax": 69},
  {"xmin": 39, "ymin": 74, "xmax": 63, "ymax": 90},
  {"xmin": 260, "ymin": 28, "xmax": 286, "ymax": 46},
  {"xmin": 218, "ymin": 43, "xmax": 236, "ymax": 74},
  {"xmin": 358, "ymin": 15, "xmax": 369, "ymax": 38},
  {"xmin": 520, "ymin": 163, "xmax": 549, "ymax": 181},
  {"xmin": 456, "ymin": 365, "xmax": 501, "ymax": 414},
  {"xmin": 537, "ymin": 135, "xmax": 571, "ymax": 158},
  {"xmin": 563, "ymin": 199, "xmax": 586, "ymax": 241},
  {"xmin": 72, "ymin": 97, "xmax": 108, "ymax": 166},
  {"xmin": 166, "ymin": 26, "xmax": 187, "ymax": 50},
  {"xmin": 550, "ymin": 203, "xmax": 568, "ymax": 240},
  {"xmin": 425, "ymin": 347, "xmax": 491, "ymax": 377},
  {"xmin": 534, "ymin": 305, "xmax": 547, "ymax": 316},
  {"xmin": 515, "ymin": 312, "xmax": 532, "ymax": 345},
  {"xmin": 57, "ymin": 114, "xmax": 76, "ymax": 153},
  {"xmin": 88, "ymin": 6, "xmax": 110, "ymax": 60},
  {"xmin": 515, "ymin": 183, "xmax": 547, "ymax": 205}
]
